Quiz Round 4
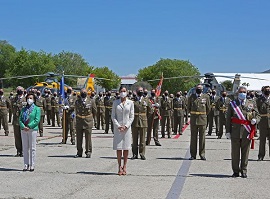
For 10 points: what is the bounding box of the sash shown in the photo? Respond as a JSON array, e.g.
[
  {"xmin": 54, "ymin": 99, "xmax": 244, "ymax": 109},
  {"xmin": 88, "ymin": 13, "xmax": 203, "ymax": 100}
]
[{"xmin": 230, "ymin": 100, "xmax": 255, "ymax": 149}]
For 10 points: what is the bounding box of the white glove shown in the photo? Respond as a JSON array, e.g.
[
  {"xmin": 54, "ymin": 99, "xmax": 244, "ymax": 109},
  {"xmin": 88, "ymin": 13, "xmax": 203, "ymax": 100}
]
[
  {"xmin": 251, "ymin": 118, "xmax": 256, "ymax": 125},
  {"xmin": 63, "ymin": 105, "xmax": 69, "ymax": 110},
  {"xmin": 226, "ymin": 133, "xmax": 231, "ymax": 139}
]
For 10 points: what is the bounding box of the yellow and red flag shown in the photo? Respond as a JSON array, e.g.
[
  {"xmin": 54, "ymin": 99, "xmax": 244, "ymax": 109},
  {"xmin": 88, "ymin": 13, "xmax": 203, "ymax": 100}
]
[{"xmin": 155, "ymin": 73, "xmax": 163, "ymax": 97}]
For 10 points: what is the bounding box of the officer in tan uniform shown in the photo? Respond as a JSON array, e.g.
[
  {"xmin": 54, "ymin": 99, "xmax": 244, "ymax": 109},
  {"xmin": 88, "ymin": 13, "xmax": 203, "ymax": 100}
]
[
  {"xmin": 8, "ymin": 92, "xmax": 14, "ymax": 123},
  {"xmin": 0, "ymin": 89, "xmax": 10, "ymax": 136},
  {"xmin": 216, "ymin": 91, "xmax": 231, "ymax": 139},
  {"xmin": 226, "ymin": 86, "xmax": 260, "ymax": 178},
  {"xmin": 183, "ymin": 91, "xmax": 189, "ymax": 124},
  {"xmin": 95, "ymin": 92, "xmax": 105, "ymax": 130},
  {"xmin": 35, "ymin": 91, "xmax": 46, "ymax": 137},
  {"xmin": 188, "ymin": 84, "xmax": 210, "ymax": 160},
  {"xmin": 207, "ymin": 90, "xmax": 220, "ymax": 136},
  {"xmin": 45, "ymin": 89, "xmax": 52, "ymax": 125},
  {"xmin": 12, "ymin": 86, "xmax": 26, "ymax": 157},
  {"xmin": 51, "ymin": 92, "xmax": 60, "ymax": 127},
  {"xmin": 74, "ymin": 89, "xmax": 97, "ymax": 158},
  {"xmin": 160, "ymin": 91, "xmax": 173, "ymax": 138},
  {"xmin": 256, "ymin": 86, "xmax": 270, "ymax": 161},
  {"xmin": 104, "ymin": 91, "xmax": 115, "ymax": 134},
  {"xmin": 170, "ymin": 93, "xmax": 175, "ymax": 132},
  {"xmin": 62, "ymin": 87, "xmax": 76, "ymax": 145},
  {"xmin": 146, "ymin": 89, "xmax": 161, "ymax": 146},
  {"xmin": 173, "ymin": 91, "xmax": 186, "ymax": 135},
  {"xmin": 131, "ymin": 87, "xmax": 152, "ymax": 160}
]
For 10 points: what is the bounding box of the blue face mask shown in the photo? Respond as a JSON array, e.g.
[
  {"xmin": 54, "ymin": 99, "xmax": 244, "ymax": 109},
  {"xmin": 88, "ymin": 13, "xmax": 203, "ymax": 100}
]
[{"xmin": 238, "ymin": 92, "xmax": 247, "ymax": 100}]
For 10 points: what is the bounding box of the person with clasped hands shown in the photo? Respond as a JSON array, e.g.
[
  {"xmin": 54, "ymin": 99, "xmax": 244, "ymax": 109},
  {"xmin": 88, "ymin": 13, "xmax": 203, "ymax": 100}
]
[
  {"xmin": 19, "ymin": 93, "xmax": 41, "ymax": 171},
  {"xmin": 112, "ymin": 87, "xmax": 134, "ymax": 175},
  {"xmin": 226, "ymin": 86, "xmax": 260, "ymax": 178}
]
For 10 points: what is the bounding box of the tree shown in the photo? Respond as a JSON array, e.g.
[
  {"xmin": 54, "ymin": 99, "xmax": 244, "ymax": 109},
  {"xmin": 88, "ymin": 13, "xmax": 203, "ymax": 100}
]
[
  {"xmin": 93, "ymin": 66, "xmax": 121, "ymax": 91},
  {"xmin": 0, "ymin": 40, "xmax": 17, "ymax": 78},
  {"xmin": 221, "ymin": 80, "xmax": 233, "ymax": 91},
  {"xmin": 137, "ymin": 58, "xmax": 200, "ymax": 94},
  {"xmin": 53, "ymin": 51, "xmax": 94, "ymax": 86},
  {"xmin": 6, "ymin": 49, "xmax": 56, "ymax": 88}
]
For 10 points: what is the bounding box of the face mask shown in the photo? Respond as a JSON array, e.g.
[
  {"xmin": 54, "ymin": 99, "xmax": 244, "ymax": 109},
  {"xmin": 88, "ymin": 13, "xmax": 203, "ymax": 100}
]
[
  {"xmin": 99, "ymin": 94, "xmax": 102, "ymax": 97},
  {"xmin": 264, "ymin": 90, "xmax": 270, "ymax": 96},
  {"xmin": 212, "ymin": 92, "xmax": 216, "ymax": 95},
  {"xmin": 107, "ymin": 93, "xmax": 111, "ymax": 97},
  {"xmin": 54, "ymin": 94, "xmax": 57, "ymax": 97},
  {"xmin": 81, "ymin": 93, "xmax": 87, "ymax": 98},
  {"xmin": 238, "ymin": 92, "xmax": 247, "ymax": 100},
  {"xmin": 10, "ymin": 94, "xmax": 13, "ymax": 96},
  {"xmin": 196, "ymin": 88, "xmax": 202, "ymax": 94},
  {"xmin": 176, "ymin": 94, "xmax": 180, "ymax": 98},
  {"xmin": 137, "ymin": 91, "xmax": 143, "ymax": 97},
  {"xmin": 164, "ymin": 93, "xmax": 168, "ymax": 96},
  {"xmin": 0, "ymin": 91, "xmax": 3, "ymax": 95},
  {"xmin": 151, "ymin": 93, "xmax": 155, "ymax": 97},
  {"xmin": 17, "ymin": 90, "xmax": 23, "ymax": 95},
  {"xmin": 120, "ymin": 92, "xmax": 127, "ymax": 98},
  {"xmin": 27, "ymin": 99, "xmax": 34, "ymax": 105},
  {"xmin": 143, "ymin": 92, "xmax": 148, "ymax": 97},
  {"xmin": 222, "ymin": 94, "xmax": 226, "ymax": 97},
  {"xmin": 91, "ymin": 94, "xmax": 95, "ymax": 97},
  {"xmin": 67, "ymin": 89, "xmax": 72, "ymax": 94},
  {"xmin": 250, "ymin": 94, "xmax": 254, "ymax": 98},
  {"xmin": 37, "ymin": 93, "xmax": 41, "ymax": 96}
]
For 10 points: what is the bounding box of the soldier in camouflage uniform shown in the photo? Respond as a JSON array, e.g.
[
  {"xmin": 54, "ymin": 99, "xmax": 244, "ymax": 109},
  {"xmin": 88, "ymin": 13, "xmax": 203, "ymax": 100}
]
[
  {"xmin": 104, "ymin": 91, "xmax": 115, "ymax": 134},
  {"xmin": 35, "ymin": 91, "xmax": 46, "ymax": 137},
  {"xmin": 95, "ymin": 92, "xmax": 105, "ymax": 130},
  {"xmin": 51, "ymin": 92, "xmax": 60, "ymax": 127}
]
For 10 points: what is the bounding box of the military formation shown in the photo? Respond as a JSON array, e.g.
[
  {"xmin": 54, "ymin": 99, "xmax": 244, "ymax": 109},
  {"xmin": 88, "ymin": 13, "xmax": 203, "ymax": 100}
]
[{"xmin": 2, "ymin": 82, "xmax": 270, "ymax": 178}]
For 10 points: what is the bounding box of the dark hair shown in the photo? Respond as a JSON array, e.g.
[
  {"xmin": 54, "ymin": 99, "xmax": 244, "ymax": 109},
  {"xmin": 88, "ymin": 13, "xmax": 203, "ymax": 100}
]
[
  {"xmin": 119, "ymin": 86, "xmax": 126, "ymax": 92},
  {"xmin": 26, "ymin": 93, "xmax": 36, "ymax": 103}
]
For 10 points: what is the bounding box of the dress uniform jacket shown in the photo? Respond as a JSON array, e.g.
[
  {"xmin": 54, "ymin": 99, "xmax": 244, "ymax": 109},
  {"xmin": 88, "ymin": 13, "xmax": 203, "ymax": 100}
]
[
  {"xmin": 226, "ymin": 98, "xmax": 260, "ymax": 174},
  {"xmin": 187, "ymin": 93, "xmax": 210, "ymax": 158},
  {"xmin": 75, "ymin": 97, "xmax": 97, "ymax": 155}
]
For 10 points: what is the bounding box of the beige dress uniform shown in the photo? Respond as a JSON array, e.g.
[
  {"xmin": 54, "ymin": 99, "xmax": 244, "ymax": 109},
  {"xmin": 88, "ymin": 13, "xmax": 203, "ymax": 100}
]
[
  {"xmin": 112, "ymin": 99, "xmax": 134, "ymax": 150},
  {"xmin": 226, "ymin": 98, "xmax": 260, "ymax": 175},
  {"xmin": 188, "ymin": 93, "xmax": 210, "ymax": 158},
  {"xmin": 0, "ymin": 95, "xmax": 10, "ymax": 135}
]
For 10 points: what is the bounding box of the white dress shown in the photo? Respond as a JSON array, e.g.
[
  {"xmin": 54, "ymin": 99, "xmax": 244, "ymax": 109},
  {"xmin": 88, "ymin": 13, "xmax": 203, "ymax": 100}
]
[{"xmin": 111, "ymin": 99, "xmax": 134, "ymax": 150}]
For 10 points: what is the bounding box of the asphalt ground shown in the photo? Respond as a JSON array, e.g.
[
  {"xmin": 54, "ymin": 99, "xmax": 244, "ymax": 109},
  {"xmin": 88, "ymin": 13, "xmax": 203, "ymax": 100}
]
[{"xmin": 0, "ymin": 121, "xmax": 270, "ymax": 199}]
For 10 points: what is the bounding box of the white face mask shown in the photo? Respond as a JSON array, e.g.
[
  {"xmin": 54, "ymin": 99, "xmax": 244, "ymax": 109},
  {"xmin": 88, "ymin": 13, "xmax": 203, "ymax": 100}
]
[
  {"xmin": 120, "ymin": 92, "xmax": 127, "ymax": 98},
  {"xmin": 27, "ymin": 99, "xmax": 34, "ymax": 105}
]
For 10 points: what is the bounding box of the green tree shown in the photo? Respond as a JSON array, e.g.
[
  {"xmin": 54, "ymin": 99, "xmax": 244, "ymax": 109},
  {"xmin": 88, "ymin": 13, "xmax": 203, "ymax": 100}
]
[
  {"xmin": 93, "ymin": 66, "xmax": 121, "ymax": 91},
  {"xmin": 137, "ymin": 58, "xmax": 200, "ymax": 94},
  {"xmin": 0, "ymin": 40, "xmax": 17, "ymax": 78},
  {"xmin": 53, "ymin": 51, "xmax": 93, "ymax": 86},
  {"xmin": 221, "ymin": 80, "xmax": 233, "ymax": 91},
  {"xmin": 6, "ymin": 49, "xmax": 56, "ymax": 88}
]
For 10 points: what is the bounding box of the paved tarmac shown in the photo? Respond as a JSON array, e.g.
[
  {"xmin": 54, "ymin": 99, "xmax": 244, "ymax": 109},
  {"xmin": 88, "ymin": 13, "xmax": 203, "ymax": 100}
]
[{"xmin": 0, "ymin": 121, "xmax": 270, "ymax": 199}]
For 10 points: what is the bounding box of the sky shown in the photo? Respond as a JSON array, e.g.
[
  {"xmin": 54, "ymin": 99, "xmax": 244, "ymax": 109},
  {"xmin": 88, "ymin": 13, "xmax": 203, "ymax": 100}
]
[{"xmin": 1, "ymin": 0, "xmax": 270, "ymax": 76}]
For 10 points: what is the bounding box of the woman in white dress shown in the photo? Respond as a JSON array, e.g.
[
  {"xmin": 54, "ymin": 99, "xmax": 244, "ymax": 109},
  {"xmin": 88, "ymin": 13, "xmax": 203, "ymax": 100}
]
[{"xmin": 111, "ymin": 87, "xmax": 134, "ymax": 175}]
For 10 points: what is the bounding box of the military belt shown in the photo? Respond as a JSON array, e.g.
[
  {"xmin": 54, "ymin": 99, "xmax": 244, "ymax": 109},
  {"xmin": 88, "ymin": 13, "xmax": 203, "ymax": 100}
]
[
  {"xmin": 174, "ymin": 108, "xmax": 182, "ymax": 110},
  {"xmin": 76, "ymin": 114, "xmax": 92, "ymax": 118},
  {"xmin": 260, "ymin": 113, "xmax": 270, "ymax": 117},
  {"xmin": 134, "ymin": 113, "xmax": 146, "ymax": 116},
  {"xmin": 105, "ymin": 106, "xmax": 112, "ymax": 109},
  {"xmin": 51, "ymin": 106, "xmax": 59, "ymax": 108},
  {"xmin": 190, "ymin": 111, "xmax": 206, "ymax": 115},
  {"xmin": 0, "ymin": 106, "xmax": 7, "ymax": 109},
  {"xmin": 219, "ymin": 108, "xmax": 227, "ymax": 111},
  {"xmin": 97, "ymin": 106, "xmax": 105, "ymax": 108}
]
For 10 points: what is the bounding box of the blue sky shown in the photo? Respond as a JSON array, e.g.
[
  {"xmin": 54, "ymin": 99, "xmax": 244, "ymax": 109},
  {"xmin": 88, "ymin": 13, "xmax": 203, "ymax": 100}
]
[{"xmin": 1, "ymin": 0, "xmax": 270, "ymax": 76}]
